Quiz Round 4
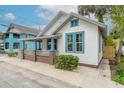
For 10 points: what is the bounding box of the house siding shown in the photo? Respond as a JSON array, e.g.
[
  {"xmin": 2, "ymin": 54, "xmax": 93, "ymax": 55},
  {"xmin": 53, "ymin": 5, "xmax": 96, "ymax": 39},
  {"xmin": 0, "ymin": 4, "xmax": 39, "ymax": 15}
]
[
  {"xmin": 54, "ymin": 17, "xmax": 100, "ymax": 66},
  {"xmin": 4, "ymin": 29, "xmax": 39, "ymax": 52}
]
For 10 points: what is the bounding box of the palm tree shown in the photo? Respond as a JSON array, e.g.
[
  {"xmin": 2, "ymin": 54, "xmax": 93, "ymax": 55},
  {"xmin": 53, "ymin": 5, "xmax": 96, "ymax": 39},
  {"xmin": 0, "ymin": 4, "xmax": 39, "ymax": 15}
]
[{"xmin": 111, "ymin": 5, "xmax": 124, "ymax": 64}]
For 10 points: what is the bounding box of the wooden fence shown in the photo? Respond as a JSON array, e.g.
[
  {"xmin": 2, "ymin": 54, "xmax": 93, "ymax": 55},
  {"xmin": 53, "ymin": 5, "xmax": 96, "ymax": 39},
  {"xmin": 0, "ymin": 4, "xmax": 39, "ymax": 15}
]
[{"xmin": 103, "ymin": 46, "xmax": 116, "ymax": 60}]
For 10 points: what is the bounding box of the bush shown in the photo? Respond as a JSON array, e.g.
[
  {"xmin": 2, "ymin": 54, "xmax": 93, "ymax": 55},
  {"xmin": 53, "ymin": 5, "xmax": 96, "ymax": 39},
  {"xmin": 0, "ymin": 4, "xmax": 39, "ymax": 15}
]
[
  {"xmin": 55, "ymin": 55, "xmax": 79, "ymax": 71},
  {"xmin": 7, "ymin": 52, "xmax": 18, "ymax": 57},
  {"xmin": 116, "ymin": 68, "xmax": 124, "ymax": 77},
  {"xmin": 112, "ymin": 67, "xmax": 124, "ymax": 85}
]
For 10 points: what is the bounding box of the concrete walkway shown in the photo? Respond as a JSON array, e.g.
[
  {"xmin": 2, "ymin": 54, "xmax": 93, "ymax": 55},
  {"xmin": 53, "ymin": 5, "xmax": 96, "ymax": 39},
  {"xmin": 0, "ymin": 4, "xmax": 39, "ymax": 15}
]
[{"xmin": 0, "ymin": 55, "xmax": 124, "ymax": 88}]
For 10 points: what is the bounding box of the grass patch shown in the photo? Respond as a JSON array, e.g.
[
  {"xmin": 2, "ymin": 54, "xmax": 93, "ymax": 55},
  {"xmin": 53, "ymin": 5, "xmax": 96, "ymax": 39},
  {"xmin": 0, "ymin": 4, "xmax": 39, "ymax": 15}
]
[{"xmin": 112, "ymin": 56, "xmax": 124, "ymax": 85}]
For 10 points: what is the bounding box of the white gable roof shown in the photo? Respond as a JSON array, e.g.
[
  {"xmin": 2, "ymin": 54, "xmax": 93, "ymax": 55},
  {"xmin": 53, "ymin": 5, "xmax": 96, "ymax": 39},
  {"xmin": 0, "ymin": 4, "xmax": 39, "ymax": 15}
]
[{"xmin": 37, "ymin": 11, "xmax": 107, "ymax": 38}]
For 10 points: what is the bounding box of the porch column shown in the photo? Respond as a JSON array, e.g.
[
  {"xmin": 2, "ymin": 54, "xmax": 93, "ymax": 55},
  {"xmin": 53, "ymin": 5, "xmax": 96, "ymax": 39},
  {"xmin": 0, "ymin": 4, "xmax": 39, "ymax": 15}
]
[
  {"xmin": 21, "ymin": 40, "xmax": 25, "ymax": 59},
  {"xmin": 34, "ymin": 40, "xmax": 37, "ymax": 61},
  {"xmin": 51, "ymin": 38, "xmax": 55, "ymax": 51}
]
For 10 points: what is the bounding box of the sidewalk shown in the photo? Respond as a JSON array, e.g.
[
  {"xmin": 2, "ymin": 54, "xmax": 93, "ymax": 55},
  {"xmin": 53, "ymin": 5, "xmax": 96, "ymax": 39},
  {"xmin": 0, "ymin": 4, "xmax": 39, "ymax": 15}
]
[{"xmin": 0, "ymin": 55, "xmax": 124, "ymax": 88}]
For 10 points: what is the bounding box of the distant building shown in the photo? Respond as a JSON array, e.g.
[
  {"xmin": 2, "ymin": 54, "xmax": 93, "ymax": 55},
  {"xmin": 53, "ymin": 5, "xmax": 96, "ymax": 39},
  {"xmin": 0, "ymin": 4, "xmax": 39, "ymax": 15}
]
[{"xmin": 3, "ymin": 23, "xmax": 41, "ymax": 53}]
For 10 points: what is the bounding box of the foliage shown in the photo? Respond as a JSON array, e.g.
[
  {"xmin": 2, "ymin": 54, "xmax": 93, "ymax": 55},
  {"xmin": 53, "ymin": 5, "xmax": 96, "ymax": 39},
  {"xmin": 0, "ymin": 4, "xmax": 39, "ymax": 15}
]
[
  {"xmin": 78, "ymin": 5, "xmax": 95, "ymax": 18},
  {"xmin": 95, "ymin": 6, "xmax": 107, "ymax": 23},
  {"xmin": 0, "ymin": 32, "xmax": 4, "ymax": 40},
  {"xmin": 112, "ymin": 57, "xmax": 124, "ymax": 85},
  {"xmin": 111, "ymin": 5, "xmax": 124, "ymax": 38},
  {"xmin": 55, "ymin": 55, "xmax": 79, "ymax": 71},
  {"xmin": 105, "ymin": 36, "xmax": 116, "ymax": 46},
  {"xmin": 112, "ymin": 74, "xmax": 124, "ymax": 85},
  {"xmin": 110, "ymin": 29, "xmax": 120, "ymax": 39},
  {"xmin": 78, "ymin": 5, "xmax": 112, "ymax": 23},
  {"xmin": 111, "ymin": 5, "xmax": 124, "ymax": 64},
  {"xmin": 7, "ymin": 52, "xmax": 18, "ymax": 57}
]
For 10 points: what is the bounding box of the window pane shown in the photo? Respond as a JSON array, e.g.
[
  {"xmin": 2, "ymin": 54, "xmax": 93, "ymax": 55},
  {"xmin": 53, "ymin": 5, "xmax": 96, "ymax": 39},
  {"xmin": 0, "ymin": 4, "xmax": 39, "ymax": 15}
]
[
  {"xmin": 13, "ymin": 43, "xmax": 19, "ymax": 49},
  {"xmin": 13, "ymin": 33, "xmax": 20, "ymax": 38},
  {"xmin": 54, "ymin": 39, "xmax": 57, "ymax": 50},
  {"xmin": 67, "ymin": 34, "xmax": 73, "ymax": 51},
  {"xmin": 76, "ymin": 43, "xmax": 82, "ymax": 51},
  {"xmin": 68, "ymin": 43, "xmax": 73, "ymax": 51},
  {"xmin": 76, "ymin": 34, "xmax": 82, "ymax": 42},
  {"xmin": 5, "ymin": 43, "xmax": 9, "ymax": 49},
  {"xmin": 70, "ymin": 19, "xmax": 78, "ymax": 27},
  {"xmin": 47, "ymin": 39, "xmax": 51, "ymax": 50},
  {"xmin": 68, "ymin": 34, "xmax": 72, "ymax": 42}
]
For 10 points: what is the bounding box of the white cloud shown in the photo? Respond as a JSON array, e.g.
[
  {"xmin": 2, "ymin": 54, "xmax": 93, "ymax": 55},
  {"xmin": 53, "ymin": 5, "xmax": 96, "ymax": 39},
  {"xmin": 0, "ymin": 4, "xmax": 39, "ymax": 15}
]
[
  {"xmin": 37, "ymin": 12, "xmax": 51, "ymax": 20},
  {"xmin": 37, "ymin": 5, "xmax": 78, "ymax": 20},
  {"xmin": 39, "ymin": 5, "xmax": 78, "ymax": 14},
  {"xmin": 5, "ymin": 13, "xmax": 16, "ymax": 20}
]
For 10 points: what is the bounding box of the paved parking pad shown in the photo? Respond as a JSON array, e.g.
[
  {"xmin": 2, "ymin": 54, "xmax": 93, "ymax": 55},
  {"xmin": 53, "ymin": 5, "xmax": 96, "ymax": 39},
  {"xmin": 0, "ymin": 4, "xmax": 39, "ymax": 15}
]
[{"xmin": 0, "ymin": 62, "xmax": 76, "ymax": 88}]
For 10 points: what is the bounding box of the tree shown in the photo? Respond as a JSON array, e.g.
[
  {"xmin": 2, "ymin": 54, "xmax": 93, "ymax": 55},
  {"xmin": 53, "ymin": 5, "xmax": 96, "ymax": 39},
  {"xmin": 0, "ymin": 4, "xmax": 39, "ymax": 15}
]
[
  {"xmin": 0, "ymin": 32, "xmax": 3, "ymax": 40},
  {"xmin": 95, "ymin": 6, "xmax": 108, "ymax": 23},
  {"xmin": 78, "ymin": 5, "xmax": 96, "ymax": 18},
  {"xmin": 78, "ymin": 5, "xmax": 111, "ymax": 23},
  {"xmin": 111, "ymin": 5, "xmax": 124, "ymax": 64}
]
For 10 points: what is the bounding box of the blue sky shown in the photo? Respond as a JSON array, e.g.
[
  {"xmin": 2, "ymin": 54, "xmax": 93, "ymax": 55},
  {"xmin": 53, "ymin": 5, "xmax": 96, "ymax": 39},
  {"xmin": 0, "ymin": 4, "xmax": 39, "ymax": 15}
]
[
  {"xmin": 0, "ymin": 5, "xmax": 77, "ymax": 32},
  {"xmin": 0, "ymin": 5, "xmax": 112, "ymax": 33}
]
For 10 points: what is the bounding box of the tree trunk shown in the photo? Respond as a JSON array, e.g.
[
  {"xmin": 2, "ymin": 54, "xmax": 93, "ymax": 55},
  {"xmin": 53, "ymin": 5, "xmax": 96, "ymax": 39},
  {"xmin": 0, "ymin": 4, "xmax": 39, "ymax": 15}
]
[{"xmin": 116, "ymin": 38, "xmax": 123, "ymax": 64}]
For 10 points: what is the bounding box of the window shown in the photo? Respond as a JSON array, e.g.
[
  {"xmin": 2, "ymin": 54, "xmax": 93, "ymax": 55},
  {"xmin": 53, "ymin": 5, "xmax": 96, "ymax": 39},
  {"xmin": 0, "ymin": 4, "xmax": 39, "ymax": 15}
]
[
  {"xmin": 66, "ymin": 31, "xmax": 84, "ymax": 53},
  {"xmin": 47, "ymin": 39, "xmax": 51, "ymax": 50},
  {"xmin": 13, "ymin": 43, "xmax": 19, "ymax": 49},
  {"xmin": 5, "ymin": 34, "xmax": 9, "ymax": 38},
  {"xmin": 76, "ymin": 33, "xmax": 83, "ymax": 52},
  {"xmin": 13, "ymin": 33, "xmax": 20, "ymax": 38},
  {"xmin": 70, "ymin": 19, "xmax": 79, "ymax": 27},
  {"xmin": 47, "ymin": 39, "xmax": 57, "ymax": 50},
  {"xmin": 67, "ymin": 34, "xmax": 73, "ymax": 52},
  {"xmin": 54, "ymin": 39, "xmax": 57, "ymax": 50},
  {"xmin": 5, "ymin": 43, "xmax": 9, "ymax": 49}
]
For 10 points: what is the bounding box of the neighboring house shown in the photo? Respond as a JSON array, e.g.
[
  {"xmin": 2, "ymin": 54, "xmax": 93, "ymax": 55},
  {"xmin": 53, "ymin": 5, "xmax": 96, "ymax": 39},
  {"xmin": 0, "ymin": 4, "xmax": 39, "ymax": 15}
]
[
  {"xmin": 20, "ymin": 11, "xmax": 107, "ymax": 68},
  {"xmin": 4, "ymin": 23, "xmax": 40, "ymax": 53}
]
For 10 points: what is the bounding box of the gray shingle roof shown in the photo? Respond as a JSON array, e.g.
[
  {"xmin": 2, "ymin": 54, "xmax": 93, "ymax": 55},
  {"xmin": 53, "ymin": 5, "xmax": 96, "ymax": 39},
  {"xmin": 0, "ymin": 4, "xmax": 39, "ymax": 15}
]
[{"xmin": 7, "ymin": 23, "xmax": 41, "ymax": 36}]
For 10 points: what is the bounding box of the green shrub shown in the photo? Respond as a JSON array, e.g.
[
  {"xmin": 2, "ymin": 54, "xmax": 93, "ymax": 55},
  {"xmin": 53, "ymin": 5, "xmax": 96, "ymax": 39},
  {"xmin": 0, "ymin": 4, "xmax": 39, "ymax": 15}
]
[
  {"xmin": 7, "ymin": 52, "xmax": 18, "ymax": 57},
  {"xmin": 116, "ymin": 68, "xmax": 124, "ymax": 77},
  {"xmin": 55, "ymin": 55, "xmax": 79, "ymax": 71},
  {"xmin": 112, "ymin": 74, "xmax": 124, "ymax": 85},
  {"xmin": 112, "ymin": 67, "xmax": 124, "ymax": 85}
]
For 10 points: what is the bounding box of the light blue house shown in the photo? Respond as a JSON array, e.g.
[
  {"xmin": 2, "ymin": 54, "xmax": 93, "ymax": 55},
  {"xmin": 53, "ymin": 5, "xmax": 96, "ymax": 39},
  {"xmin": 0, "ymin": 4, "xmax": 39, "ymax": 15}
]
[{"xmin": 4, "ymin": 23, "xmax": 40, "ymax": 53}]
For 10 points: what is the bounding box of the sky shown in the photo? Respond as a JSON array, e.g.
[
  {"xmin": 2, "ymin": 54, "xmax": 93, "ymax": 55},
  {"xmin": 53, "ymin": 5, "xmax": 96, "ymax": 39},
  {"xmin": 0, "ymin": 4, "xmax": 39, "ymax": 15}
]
[{"xmin": 0, "ymin": 5, "xmax": 78, "ymax": 32}]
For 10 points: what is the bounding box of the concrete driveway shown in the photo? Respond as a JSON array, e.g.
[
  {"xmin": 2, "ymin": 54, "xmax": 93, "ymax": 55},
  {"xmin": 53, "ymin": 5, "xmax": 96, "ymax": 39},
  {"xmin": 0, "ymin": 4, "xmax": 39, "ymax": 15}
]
[
  {"xmin": 0, "ymin": 54, "xmax": 124, "ymax": 88},
  {"xmin": 0, "ymin": 61, "xmax": 76, "ymax": 88}
]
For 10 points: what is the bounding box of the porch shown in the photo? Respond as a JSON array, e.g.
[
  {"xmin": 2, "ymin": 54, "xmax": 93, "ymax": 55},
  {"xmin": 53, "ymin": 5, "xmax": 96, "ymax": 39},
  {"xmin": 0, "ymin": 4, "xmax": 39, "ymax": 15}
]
[{"xmin": 18, "ymin": 34, "xmax": 61, "ymax": 64}]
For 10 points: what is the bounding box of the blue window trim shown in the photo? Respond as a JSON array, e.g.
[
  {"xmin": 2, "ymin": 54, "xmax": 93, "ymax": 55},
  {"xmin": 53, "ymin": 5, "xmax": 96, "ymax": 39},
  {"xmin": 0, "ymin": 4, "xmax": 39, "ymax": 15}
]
[
  {"xmin": 65, "ymin": 31, "xmax": 85, "ymax": 54},
  {"xmin": 70, "ymin": 19, "xmax": 79, "ymax": 27}
]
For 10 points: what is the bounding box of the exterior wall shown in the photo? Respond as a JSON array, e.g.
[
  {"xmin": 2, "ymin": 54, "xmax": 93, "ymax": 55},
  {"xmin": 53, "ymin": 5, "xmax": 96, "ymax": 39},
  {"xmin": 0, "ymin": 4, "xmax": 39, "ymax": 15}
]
[
  {"xmin": 44, "ymin": 16, "xmax": 102, "ymax": 66},
  {"xmin": 44, "ymin": 14, "xmax": 68, "ymax": 35},
  {"xmin": 97, "ymin": 30, "xmax": 103, "ymax": 63}
]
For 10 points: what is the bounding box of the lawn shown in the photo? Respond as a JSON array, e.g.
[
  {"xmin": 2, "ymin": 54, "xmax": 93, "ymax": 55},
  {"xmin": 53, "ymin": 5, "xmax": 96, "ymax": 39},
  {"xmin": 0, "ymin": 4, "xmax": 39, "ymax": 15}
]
[{"xmin": 112, "ymin": 56, "xmax": 124, "ymax": 85}]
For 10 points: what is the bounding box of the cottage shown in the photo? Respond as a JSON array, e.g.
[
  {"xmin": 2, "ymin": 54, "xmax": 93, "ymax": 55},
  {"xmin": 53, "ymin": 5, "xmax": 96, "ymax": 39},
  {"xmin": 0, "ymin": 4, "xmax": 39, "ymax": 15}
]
[
  {"xmin": 4, "ymin": 23, "xmax": 40, "ymax": 53},
  {"xmin": 20, "ymin": 11, "xmax": 107, "ymax": 67}
]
